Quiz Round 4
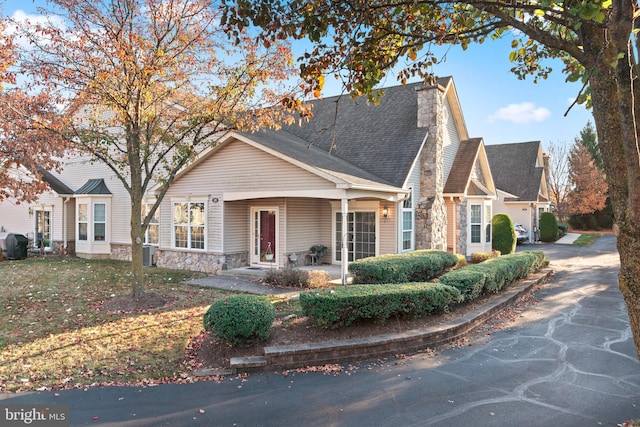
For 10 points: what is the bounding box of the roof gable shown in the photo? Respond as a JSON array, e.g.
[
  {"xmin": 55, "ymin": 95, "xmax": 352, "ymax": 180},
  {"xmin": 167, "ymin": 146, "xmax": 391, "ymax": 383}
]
[
  {"xmin": 443, "ymin": 138, "xmax": 495, "ymax": 197},
  {"xmin": 485, "ymin": 141, "xmax": 545, "ymax": 202},
  {"xmin": 35, "ymin": 168, "xmax": 74, "ymax": 195}
]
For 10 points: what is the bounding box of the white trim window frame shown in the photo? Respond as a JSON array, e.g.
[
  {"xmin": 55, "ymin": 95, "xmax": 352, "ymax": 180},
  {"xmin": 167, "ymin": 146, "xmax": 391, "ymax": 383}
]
[
  {"xmin": 142, "ymin": 203, "xmax": 160, "ymax": 245},
  {"xmin": 401, "ymin": 190, "xmax": 414, "ymax": 252},
  {"xmin": 485, "ymin": 204, "xmax": 492, "ymax": 243},
  {"xmin": 93, "ymin": 203, "xmax": 107, "ymax": 242},
  {"xmin": 78, "ymin": 203, "xmax": 88, "ymax": 241},
  {"xmin": 470, "ymin": 203, "xmax": 482, "ymax": 244},
  {"xmin": 172, "ymin": 201, "xmax": 206, "ymax": 250}
]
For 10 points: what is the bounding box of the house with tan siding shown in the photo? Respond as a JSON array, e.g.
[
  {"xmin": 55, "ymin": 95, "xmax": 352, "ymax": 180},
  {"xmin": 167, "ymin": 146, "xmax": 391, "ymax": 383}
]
[
  {"xmin": 485, "ymin": 141, "xmax": 551, "ymax": 244},
  {"xmin": 0, "ymin": 77, "xmax": 497, "ymax": 276}
]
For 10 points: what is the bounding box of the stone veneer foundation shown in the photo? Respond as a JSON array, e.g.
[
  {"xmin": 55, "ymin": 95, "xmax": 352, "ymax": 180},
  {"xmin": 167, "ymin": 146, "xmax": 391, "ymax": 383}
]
[
  {"xmin": 110, "ymin": 244, "xmax": 249, "ymax": 274},
  {"xmin": 156, "ymin": 250, "xmax": 249, "ymax": 274}
]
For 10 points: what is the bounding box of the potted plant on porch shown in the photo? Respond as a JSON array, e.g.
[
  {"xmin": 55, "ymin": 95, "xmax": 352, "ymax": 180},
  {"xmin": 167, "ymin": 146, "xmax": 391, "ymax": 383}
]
[{"xmin": 309, "ymin": 244, "xmax": 328, "ymax": 265}]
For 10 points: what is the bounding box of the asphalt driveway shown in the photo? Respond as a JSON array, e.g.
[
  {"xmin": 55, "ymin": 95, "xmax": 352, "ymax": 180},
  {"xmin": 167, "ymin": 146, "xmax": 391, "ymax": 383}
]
[{"xmin": 1, "ymin": 235, "xmax": 639, "ymax": 426}]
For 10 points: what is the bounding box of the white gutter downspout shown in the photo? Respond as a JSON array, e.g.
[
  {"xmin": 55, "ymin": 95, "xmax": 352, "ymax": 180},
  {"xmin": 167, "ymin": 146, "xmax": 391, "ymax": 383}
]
[
  {"xmin": 62, "ymin": 197, "xmax": 69, "ymax": 254},
  {"xmin": 341, "ymin": 197, "xmax": 349, "ymax": 285}
]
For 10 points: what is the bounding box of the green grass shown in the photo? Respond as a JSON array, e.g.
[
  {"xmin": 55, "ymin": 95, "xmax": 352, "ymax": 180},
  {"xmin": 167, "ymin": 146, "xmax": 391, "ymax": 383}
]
[
  {"xmin": 573, "ymin": 233, "xmax": 600, "ymax": 246},
  {"xmin": 0, "ymin": 257, "xmax": 285, "ymax": 392}
]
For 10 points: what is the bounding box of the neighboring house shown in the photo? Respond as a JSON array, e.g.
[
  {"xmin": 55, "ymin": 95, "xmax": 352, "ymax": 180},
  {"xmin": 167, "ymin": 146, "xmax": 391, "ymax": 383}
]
[
  {"xmin": 485, "ymin": 141, "xmax": 552, "ymax": 243},
  {"xmin": 0, "ymin": 77, "xmax": 497, "ymax": 275}
]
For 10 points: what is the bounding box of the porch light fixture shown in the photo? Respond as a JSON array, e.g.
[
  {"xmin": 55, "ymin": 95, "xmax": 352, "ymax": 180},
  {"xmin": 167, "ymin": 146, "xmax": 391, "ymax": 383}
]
[{"xmin": 383, "ymin": 206, "xmax": 389, "ymax": 218}]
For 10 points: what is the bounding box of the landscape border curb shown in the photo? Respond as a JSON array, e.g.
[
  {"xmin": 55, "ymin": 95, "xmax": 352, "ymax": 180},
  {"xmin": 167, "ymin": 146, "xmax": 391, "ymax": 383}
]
[{"xmin": 199, "ymin": 269, "xmax": 553, "ymax": 376}]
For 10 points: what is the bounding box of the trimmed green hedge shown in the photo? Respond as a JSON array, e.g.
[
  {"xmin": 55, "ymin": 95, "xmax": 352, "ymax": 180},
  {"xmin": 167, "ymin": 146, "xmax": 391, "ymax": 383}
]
[
  {"xmin": 348, "ymin": 250, "xmax": 458, "ymax": 284},
  {"xmin": 438, "ymin": 250, "xmax": 546, "ymax": 296},
  {"xmin": 203, "ymin": 295, "xmax": 275, "ymax": 345},
  {"xmin": 438, "ymin": 269, "xmax": 486, "ymax": 302},
  {"xmin": 300, "ymin": 283, "xmax": 463, "ymax": 329}
]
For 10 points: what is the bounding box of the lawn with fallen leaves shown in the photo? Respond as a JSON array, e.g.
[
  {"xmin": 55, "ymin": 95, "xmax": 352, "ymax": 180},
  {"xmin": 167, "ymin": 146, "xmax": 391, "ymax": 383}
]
[{"xmin": 0, "ymin": 257, "xmax": 232, "ymax": 392}]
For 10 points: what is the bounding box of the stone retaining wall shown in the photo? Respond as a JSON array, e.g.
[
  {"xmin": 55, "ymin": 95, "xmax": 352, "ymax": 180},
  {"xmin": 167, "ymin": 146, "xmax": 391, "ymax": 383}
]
[
  {"xmin": 227, "ymin": 269, "xmax": 553, "ymax": 373},
  {"xmin": 155, "ymin": 249, "xmax": 248, "ymax": 274}
]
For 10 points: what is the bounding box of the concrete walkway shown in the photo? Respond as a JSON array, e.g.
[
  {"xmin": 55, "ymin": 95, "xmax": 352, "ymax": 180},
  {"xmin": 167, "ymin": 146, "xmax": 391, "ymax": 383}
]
[{"xmin": 555, "ymin": 232, "xmax": 581, "ymax": 244}]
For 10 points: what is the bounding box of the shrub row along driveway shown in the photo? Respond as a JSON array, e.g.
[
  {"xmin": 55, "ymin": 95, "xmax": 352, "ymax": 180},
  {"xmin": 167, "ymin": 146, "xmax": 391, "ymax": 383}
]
[{"xmin": 2, "ymin": 235, "xmax": 639, "ymax": 426}]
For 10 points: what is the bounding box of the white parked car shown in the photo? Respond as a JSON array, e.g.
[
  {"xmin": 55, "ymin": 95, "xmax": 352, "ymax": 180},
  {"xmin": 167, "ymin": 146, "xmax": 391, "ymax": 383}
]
[{"xmin": 515, "ymin": 223, "xmax": 529, "ymax": 244}]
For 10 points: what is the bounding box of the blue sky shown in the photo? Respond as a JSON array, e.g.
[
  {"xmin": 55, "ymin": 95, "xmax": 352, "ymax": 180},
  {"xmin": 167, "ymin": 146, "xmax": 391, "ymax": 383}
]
[{"xmin": 3, "ymin": 0, "xmax": 593, "ymax": 147}]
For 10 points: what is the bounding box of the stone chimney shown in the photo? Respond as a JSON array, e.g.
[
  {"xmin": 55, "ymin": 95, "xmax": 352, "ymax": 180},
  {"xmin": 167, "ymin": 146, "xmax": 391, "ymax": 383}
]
[{"xmin": 415, "ymin": 84, "xmax": 447, "ymax": 250}]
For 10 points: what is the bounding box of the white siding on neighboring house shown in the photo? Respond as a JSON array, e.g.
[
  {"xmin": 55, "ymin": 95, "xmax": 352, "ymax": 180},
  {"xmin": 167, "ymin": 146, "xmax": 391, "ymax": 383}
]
[
  {"xmin": 61, "ymin": 157, "xmax": 132, "ymax": 244},
  {"xmin": 0, "ymin": 191, "xmax": 72, "ymax": 250},
  {"xmin": 442, "ymin": 99, "xmax": 462, "ymax": 184},
  {"xmin": 0, "ymin": 200, "xmax": 36, "ymax": 236}
]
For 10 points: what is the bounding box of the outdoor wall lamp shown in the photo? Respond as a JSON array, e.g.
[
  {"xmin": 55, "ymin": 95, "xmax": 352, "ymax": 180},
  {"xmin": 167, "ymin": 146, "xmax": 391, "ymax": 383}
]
[{"xmin": 383, "ymin": 206, "xmax": 389, "ymax": 218}]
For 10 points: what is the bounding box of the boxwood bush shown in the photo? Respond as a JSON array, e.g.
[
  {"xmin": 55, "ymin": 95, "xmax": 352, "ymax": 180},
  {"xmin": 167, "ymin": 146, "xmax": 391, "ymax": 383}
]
[
  {"xmin": 299, "ymin": 283, "xmax": 463, "ymax": 329},
  {"xmin": 348, "ymin": 250, "xmax": 458, "ymax": 284},
  {"xmin": 438, "ymin": 269, "xmax": 486, "ymax": 302},
  {"xmin": 438, "ymin": 250, "xmax": 546, "ymax": 296},
  {"xmin": 492, "ymin": 214, "xmax": 516, "ymax": 255},
  {"xmin": 539, "ymin": 212, "xmax": 559, "ymax": 242},
  {"xmin": 203, "ymin": 295, "xmax": 276, "ymax": 345}
]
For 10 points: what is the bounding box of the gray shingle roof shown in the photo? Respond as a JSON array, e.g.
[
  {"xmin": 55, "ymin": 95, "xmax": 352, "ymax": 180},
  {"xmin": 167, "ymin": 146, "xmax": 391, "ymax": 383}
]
[
  {"xmin": 241, "ymin": 128, "xmax": 400, "ymax": 189},
  {"xmin": 444, "ymin": 138, "xmax": 482, "ymax": 194},
  {"xmin": 275, "ymin": 80, "xmax": 444, "ymax": 188},
  {"xmin": 34, "ymin": 166, "xmax": 74, "ymax": 195},
  {"xmin": 75, "ymin": 178, "xmax": 112, "ymax": 195},
  {"xmin": 485, "ymin": 141, "xmax": 543, "ymax": 201}
]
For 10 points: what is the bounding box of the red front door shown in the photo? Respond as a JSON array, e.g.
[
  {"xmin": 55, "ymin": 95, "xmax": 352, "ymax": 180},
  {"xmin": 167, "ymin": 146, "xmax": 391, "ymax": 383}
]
[
  {"xmin": 260, "ymin": 210, "xmax": 276, "ymax": 260},
  {"xmin": 253, "ymin": 208, "xmax": 277, "ymax": 263}
]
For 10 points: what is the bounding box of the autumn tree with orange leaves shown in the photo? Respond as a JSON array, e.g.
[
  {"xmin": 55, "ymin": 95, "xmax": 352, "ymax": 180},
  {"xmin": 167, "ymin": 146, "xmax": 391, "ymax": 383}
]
[
  {"xmin": 8, "ymin": 0, "xmax": 302, "ymax": 297},
  {"xmin": 567, "ymin": 143, "xmax": 608, "ymax": 216},
  {"xmin": 0, "ymin": 15, "xmax": 67, "ymax": 204}
]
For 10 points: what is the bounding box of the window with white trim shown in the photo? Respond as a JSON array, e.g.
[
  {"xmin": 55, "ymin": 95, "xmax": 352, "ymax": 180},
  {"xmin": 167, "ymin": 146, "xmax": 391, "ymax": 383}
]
[
  {"xmin": 173, "ymin": 201, "xmax": 205, "ymax": 250},
  {"xmin": 93, "ymin": 203, "xmax": 106, "ymax": 241},
  {"xmin": 402, "ymin": 191, "xmax": 414, "ymax": 251},
  {"xmin": 78, "ymin": 203, "xmax": 88, "ymax": 241},
  {"xmin": 142, "ymin": 203, "xmax": 159, "ymax": 245},
  {"xmin": 485, "ymin": 204, "xmax": 492, "ymax": 243},
  {"xmin": 470, "ymin": 204, "xmax": 481, "ymax": 244}
]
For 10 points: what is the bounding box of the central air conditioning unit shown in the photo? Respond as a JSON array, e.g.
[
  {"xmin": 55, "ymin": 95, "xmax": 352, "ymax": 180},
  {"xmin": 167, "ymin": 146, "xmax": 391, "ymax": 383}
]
[{"xmin": 143, "ymin": 245, "xmax": 156, "ymax": 267}]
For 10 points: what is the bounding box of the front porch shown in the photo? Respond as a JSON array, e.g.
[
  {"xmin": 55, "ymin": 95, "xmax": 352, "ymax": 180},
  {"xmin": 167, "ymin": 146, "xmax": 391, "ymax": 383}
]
[{"xmin": 221, "ymin": 263, "xmax": 345, "ymax": 281}]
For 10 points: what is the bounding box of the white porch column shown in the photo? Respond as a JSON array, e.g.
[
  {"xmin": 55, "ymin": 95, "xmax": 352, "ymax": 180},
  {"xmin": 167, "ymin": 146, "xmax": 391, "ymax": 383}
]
[{"xmin": 341, "ymin": 197, "xmax": 349, "ymax": 285}]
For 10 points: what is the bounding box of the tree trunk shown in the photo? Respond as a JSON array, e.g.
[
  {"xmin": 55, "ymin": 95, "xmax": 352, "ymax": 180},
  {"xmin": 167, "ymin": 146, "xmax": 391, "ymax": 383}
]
[
  {"xmin": 131, "ymin": 222, "xmax": 145, "ymax": 298},
  {"xmin": 128, "ymin": 125, "xmax": 145, "ymax": 298},
  {"xmin": 583, "ymin": 6, "xmax": 640, "ymax": 359}
]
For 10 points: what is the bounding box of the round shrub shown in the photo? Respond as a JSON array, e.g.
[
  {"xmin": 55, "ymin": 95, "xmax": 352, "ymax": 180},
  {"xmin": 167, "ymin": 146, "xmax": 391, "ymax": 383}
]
[
  {"xmin": 539, "ymin": 212, "xmax": 559, "ymax": 242},
  {"xmin": 492, "ymin": 214, "xmax": 516, "ymax": 255},
  {"xmin": 203, "ymin": 295, "xmax": 275, "ymax": 345}
]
